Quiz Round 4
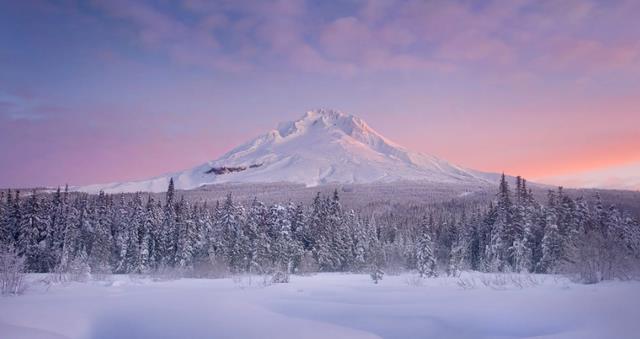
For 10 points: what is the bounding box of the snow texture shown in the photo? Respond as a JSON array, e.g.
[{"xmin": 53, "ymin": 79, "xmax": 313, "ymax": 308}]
[
  {"xmin": 78, "ymin": 109, "xmax": 495, "ymax": 193},
  {"xmin": 1, "ymin": 272, "xmax": 639, "ymax": 339}
]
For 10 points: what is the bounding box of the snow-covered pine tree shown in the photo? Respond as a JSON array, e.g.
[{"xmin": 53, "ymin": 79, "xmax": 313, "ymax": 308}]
[
  {"xmin": 493, "ymin": 173, "xmax": 513, "ymax": 271},
  {"xmin": 0, "ymin": 191, "xmax": 6, "ymax": 245},
  {"xmin": 112, "ymin": 194, "xmax": 132, "ymax": 273},
  {"xmin": 539, "ymin": 191, "xmax": 564, "ymax": 273},
  {"xmin": 218, "ymin": 193, "xmax": 247, "ymax": 273},
  {"xmin": 158, "ymin": 182, "xmax": 177, "ymax": 268},
  {"xmin": 46, "ymin": 187, "xmax": 66, "ymax": 269},
  {"xmin": 465, "ymin": 209, "xmax": 483, "ymax": 271},
  {"xmin": 367, "ymin": 218, "xmax": 385, "ymax": 284},
  {"xmin": 506, "ymin": 177, "xmax": 527, "ymax": 271},
  {"xmin": 446, "ymin": 218, "xmax": 467, "ymax": 277},
  {"xmin": 287, "ymin": 202, "xmax": 306, "ymax": 272},
  {"xmin": 59, "ymin": 197, "xmax": 81, "ymax": 272},
  {"xmin": 119, "ymin": 193, "xmax": 144, "ymax": 273},
  {"xmin": 416, "ymin": 216, "xmax": 438, "ymax": 278},
  {"xmin": 5, "ymin": 191, "xmax": 21, "ymax": 248},
  {"xmin": 176, "ymin": 199, "xmax": 199, "ymax": 270},
  {"xmin": 18, "ymin": 191, "xmax": 52, "ymax": 272},
  {"xmin": 243, "ymin": 198, "xmax": 267, "ymax": 273},
  {"xmin": 310, "ymin": 193, "xmax": 334, "ymax": 271},
  {"xmin": 89, "ymin": 191, "xmax": 113, "ymax": 275},
  {"xmin": 349, "ymin": 212, "xmax": 368, "ymax": 272},
  {"xmin": 139, "ymin": 196, "xmax": 160, "ymax": 272},
  {"xmin": 268, "ymin": 204, "xmax": 297, "ymax": 276},
  {"xmin": 323, "ymin": 190, "xmax": 347, "ymax": 271}
]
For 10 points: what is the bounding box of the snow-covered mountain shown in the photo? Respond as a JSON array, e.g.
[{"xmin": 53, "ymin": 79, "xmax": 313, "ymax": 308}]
[{"xmin": 79, "ymin": 109, "xmax": 498, "ymax": 193}]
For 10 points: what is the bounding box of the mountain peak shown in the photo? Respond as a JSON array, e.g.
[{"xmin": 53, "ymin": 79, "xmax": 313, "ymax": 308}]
[
  {"xmin": 276, "ymin": 108, "xmax": 377, "ymax": 142},
  {"xmin": 305, "ymin": 108, "xmax": 348, "ymax": 118},
  {"xmin": 78, "ymin": 109, "xmax": 495, "ymax": 193}
]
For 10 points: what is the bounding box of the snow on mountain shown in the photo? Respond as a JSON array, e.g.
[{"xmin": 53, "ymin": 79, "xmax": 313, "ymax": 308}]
[{"xmin": 78, "ymin": 109, "xmax": 496, "ymax": 193}]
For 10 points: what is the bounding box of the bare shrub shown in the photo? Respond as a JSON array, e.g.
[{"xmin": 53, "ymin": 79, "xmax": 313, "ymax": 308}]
[
  {"xmin": 232, "ymin": 274, "xmax": 273, "ymax": 289},
  {"xmin": 67, "ymin": 253, "xmax": 92, "ymax": 282},
  {"xmin": 0, "ymin": 247, "xmax": 26, "ymax": 296},
  {"xmin": 404, "ymin": 274, "xmax": 424, "ymax": 287},
  {"xmin": 476, "ymin": 272, "xmax": 543, "ymax": 290},
  {"xmin": 508, "ymin": 274, "xmax": 525, "ymax": 289},
  {"xmin": 524, "ymin": 273, "xmax": 545, "ymax": 286},
  {"xmin": 191, "ymin": 258, "xmax": 230, "ymax": 278},
  {"xmin": 456, "ymin": 277, "xmax": 477, "ymax": 290},
  {"xmin": 150, "ymin": 265, "xmax": 183, "ymax": 281},
  {"xmin": 296, "ymin": 251, "xmax": 319, "ymax": 275},
  {"xmin": 370, "ymin": 266, "xmax": 384, "ymax": 284},
  {"xmin": 270, "ymin": 270, "xmax": 290, "ymax": 284},
  {"xmin": 480, "ymin": 273, "xmax": 508, "ymax": 290}
]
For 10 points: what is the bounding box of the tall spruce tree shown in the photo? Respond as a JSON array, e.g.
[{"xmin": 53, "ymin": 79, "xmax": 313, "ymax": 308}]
[{"xmin": 416, "ymin": 216, "xmax": 438, "ymax": 278}]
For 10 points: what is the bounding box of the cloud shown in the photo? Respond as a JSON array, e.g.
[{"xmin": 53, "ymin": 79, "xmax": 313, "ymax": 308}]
[
  {"xmin": 91, "ymin": 0, "xmax": 252, "ymax": 71},
  {"xmin": 0, "ymin": 91, "xmax": 47, "ymax": 121},
  {"xmin": 538, "ymin": 161, "xmax": 640, "ymax": 191},
  {"xmin": 77, "ymin": 0, "xmax": 640, "ymax": 77}
]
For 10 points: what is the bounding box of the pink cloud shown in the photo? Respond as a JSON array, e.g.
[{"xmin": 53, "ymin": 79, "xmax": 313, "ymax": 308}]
[
  {"xmin": 537, "ymin": 38, "xmax": 640, "ymax": 72},
  {"xmin": 436, "ymin": 31, "xmax": 516, "ymax": 65}
]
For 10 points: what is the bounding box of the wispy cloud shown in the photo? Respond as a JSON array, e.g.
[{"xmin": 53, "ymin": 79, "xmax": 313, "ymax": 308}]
[
  {"xmin": 0, "ymin": 91, "xmax": 46, "ymax": 121},
  {"xmin": 79, "ymin": 0, "xmax": 640, "ymax": 77},
  {"xmin": 538, "ymin": 161, "xmax": 640, "ymax": 191}
]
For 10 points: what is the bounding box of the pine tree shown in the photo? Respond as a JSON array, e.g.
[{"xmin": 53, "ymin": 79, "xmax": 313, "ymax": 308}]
[
  {"xmin": 349, "ymin": 213, "xmax": 368, "ymax": 272},
  {"xmin": 487, "ymin": 174, "xmax": 512, "ymax": 272},
  {"xmin": 89, "ymin": 192, "xmax": 113, "ymax": 274},
  {"xmin": 120, "ymin": 193, "xmax": 145, "ymax": 273},
  {"xmin": 176, "ymin": 199, "xmax": 198, "ymax": 269},
  {"xmin": 18, "ymin": 191, "xmax": 52, "ymax": 272},
  {"xmin": 7, "ymin": 191, "xmax": 21, "ymax": 247},
  {"xmin": 0, "ymin": 191, "xmax": 6, "ymax": 244},
  {"xmin": 218, "ymin": 193, "xmax": 247, "ymax": 272},
  {"xmin": 288, "ymin": 202, "xmax": 307, "ymax": 271},
  {"xmin": 59, "ymin": 197, "xmax": 81, "ymax": 271},
  {"xmin": 166, "ymin": 178, "xmax": 175, "ymax": 206},
  {"xmin": 465, "ymin": 210, "xmax": 483, "ymax": 271},
  {"xmin": 311, "ymin": 193, "xmax": 334, "ymax": 271},
  {"xmin": 112, "ymin": 194, "xmax": 131, "ymax": 273},
  {"xmin": 321, "ymin": 190, "xmax": 346, "ymax": 271},
  {"xmin": 269, "ymin": 204, "xmax": 298, "ymax": 275},
  {"xmin": 539, "ymin": 222, "xmax": 563, "ymax": 273},
  {"xmin": 367, "ymin": 218, "xmax": 385, "ymax": 284},
  {"xmin": 158, "ymin": 189, "xmax": 177, "ymax": 267},
  {"xmin": 243, "ymin": 198, "xmax": 266, "ymax": 273},
  {"xmin": 416, "ymin": 216, "xmax": 438, "ymax": 278}
]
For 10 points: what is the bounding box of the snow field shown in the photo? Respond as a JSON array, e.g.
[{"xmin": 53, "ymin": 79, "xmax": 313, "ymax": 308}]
[{"xmin": 1, "ymin": 272, "xmax": 639, "ymax": 339}]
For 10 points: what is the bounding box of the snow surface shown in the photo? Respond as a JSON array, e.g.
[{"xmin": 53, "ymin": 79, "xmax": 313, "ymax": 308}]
[
  {"xmin": 78, "ymin": 109, "xmax": 494, "ymax": 193},
  {"xmin": 2, "ymin": 272, "xmax": 639, "ymax": 339}
]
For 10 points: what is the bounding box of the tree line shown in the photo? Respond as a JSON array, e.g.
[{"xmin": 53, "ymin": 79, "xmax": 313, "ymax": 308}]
[{"xmin": 1, "ymin": 176, "xmax": 639, "ymax": 283}]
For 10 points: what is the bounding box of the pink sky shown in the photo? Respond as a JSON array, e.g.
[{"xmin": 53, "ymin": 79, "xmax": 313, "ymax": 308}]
[{"xmin": 1, "ymin": 0, "xmax": 639, "ymax": 189}]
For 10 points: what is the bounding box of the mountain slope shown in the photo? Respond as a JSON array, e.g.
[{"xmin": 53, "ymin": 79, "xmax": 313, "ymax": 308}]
[{"xmin": 79, "ymin": 109, "xmax": 496, "ymax": 193}]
